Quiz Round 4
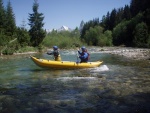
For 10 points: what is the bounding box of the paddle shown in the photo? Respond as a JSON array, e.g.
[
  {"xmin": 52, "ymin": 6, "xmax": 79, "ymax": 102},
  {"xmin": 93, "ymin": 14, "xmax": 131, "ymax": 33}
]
[
  {"xmin": 76, "ymin": 51, "xmax": 79, "ymax": 63},
  {"xmin": 72, "ymin": 43, "xmax": 80, "ymax": 63},
  {"xmin": 73, "ymin": 43, "xmax": 80, "ymax": 63}
]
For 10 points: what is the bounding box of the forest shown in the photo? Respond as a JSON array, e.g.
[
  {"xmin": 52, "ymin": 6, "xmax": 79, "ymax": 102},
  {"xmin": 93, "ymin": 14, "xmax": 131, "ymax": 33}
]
[
  {"xmin": 0, "ymin": 0, "xmax": 150, "ymax": 55},
  {"xmin": 80, "ymin": 0, "xmax": 150, "ymax": 48}
]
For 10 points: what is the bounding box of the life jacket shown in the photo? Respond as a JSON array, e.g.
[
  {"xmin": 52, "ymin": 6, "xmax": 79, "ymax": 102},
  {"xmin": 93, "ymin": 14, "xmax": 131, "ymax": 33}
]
[
  {"xmin": 80, "ymin": 51, "xmax": 90, "ymax": 62},
  {"xmin": 53, "ymin": 50, "xmax": 61, "ymax": 61},
  {"xmin": 53, "ymin": 50, "xmax": 59, "ymax": 57},
  {"xmin": 54, "ymin": 54, "xmax": 61, "ymax": 61}
]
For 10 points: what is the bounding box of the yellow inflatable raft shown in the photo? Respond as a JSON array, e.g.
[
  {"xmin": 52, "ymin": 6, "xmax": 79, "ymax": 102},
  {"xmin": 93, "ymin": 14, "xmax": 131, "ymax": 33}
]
[{"xmin": 30, "ymin": 56, "xmax": 103, "ymax": 69}]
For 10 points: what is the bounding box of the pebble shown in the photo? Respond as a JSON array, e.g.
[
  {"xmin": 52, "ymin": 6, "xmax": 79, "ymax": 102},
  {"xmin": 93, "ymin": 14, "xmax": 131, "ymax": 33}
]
[{"xmin": 88, "ymin": 47, "xmax": 150, "ymax": 60}]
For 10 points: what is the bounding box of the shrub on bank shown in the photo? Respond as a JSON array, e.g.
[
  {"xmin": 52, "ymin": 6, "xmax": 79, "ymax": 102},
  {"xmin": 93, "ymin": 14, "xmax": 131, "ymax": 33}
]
[
  {"xmin": 16, "ymin": 46, "xmax": 38, "ymax": 53},
  {"xmin": 42, "ymin": 30, "xmax": 85, "ymax": 49}
]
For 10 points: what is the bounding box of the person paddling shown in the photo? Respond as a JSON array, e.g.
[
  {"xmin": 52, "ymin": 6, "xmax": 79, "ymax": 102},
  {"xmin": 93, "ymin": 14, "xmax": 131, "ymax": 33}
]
[
  {"xmin": 47, "ymin": 46, "xmax": 61, "ymax": 61},
  {"xmin": 78, "ymin": 46, "xmax": 90, "ymax": 63}
]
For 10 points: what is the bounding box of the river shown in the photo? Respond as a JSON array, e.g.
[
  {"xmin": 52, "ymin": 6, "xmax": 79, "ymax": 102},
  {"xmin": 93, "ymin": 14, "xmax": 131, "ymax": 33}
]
[{"xmin": 0, "ymin": 50, "xmax": 150, "ymax": 113}]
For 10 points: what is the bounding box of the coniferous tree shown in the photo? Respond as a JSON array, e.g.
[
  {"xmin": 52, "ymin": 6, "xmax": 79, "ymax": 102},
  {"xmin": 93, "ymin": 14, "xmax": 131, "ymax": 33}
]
[
  {"xmin": 5, "ymin": 0, "xmax": 16, "ymax": 38},
  {"xmin": 143, "ymin": 9, "xmax": 150, "ymax": 31},
  {"xmin": 130, "ymin": 0, "xmax": 150, "ymax": 17},
  {"xmin": 109, "ymin": 8, "xmax": 117, "ymax": 30},
  {"xmin": 130, "ymin": 0, "xmax": 139, "ymax": 17},
  {"xmin": 0, "ymin": 0, "xmax": 17, "ymax": 55},
  {"xmin": 28, "ymin": 0, "xmax": 46, "ymax": 47},
  {"xmin": 123, "ymin": 5, "xmax": 131, "ymax": 20},
  {"xmin": 0, "ymin": 0, "xmax": 6, "ymax": 46},
  {"xmin": 104, "ymin": 12, "xmax": 110, "ymax": 30},
  {"xmin": 79, "ymin": 20, "xmax": 84, "ymax": 33},
  {"xmin": 115, "ymin": 8, "xmax": 124, "ymax": 24},
  {"xmin": 100, "ymin": 15, "xmax": 106, "ymax": 28},
  {"xmin": 0, "ymin": 0, "xmax": 6, "ymax": 30}
]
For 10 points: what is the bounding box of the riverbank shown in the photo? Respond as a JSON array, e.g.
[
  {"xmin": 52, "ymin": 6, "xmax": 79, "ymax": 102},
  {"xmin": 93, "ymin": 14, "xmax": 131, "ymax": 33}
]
[
  {"xmin": 88, "ymin": 47, "xmax": 150, "ymax": 60},
  {"xmin": 0, "ymin": 52, "xmax": 37, "ymax": 59},
  {"xmin": 1, "ymin": 47, "xmax": 150, "ymax": 60}
]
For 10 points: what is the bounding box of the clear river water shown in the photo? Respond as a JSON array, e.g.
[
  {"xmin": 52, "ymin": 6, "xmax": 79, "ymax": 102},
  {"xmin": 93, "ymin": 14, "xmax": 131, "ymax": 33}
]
[{"xmin": 0, "ymin": 50, "xmax": 150, "ymax": 113}]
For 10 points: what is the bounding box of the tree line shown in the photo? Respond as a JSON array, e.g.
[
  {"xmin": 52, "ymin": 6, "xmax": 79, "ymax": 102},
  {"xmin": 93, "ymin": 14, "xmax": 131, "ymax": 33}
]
[
  {"xmin": 0, "ymin": 0, "xmax": 45, "ymax": 55},
  {"xmin": 80, "ymin": 0, "xmax": 150, "ymax": 48}
]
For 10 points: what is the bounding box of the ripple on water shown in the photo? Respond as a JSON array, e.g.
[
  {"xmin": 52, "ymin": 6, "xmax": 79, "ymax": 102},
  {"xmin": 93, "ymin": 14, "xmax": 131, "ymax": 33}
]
[
  {"xmin": 56, "ymin": 77, "xmax": 97, "ymax": 81},
  {"xmin": 89, "ymin": 65, "xmax": 109, "ymax": 72}
]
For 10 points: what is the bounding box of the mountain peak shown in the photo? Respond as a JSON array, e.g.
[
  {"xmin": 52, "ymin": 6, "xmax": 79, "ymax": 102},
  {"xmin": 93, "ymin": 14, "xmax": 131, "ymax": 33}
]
[
  {"xmin": 46, "ymin": 25, "xmax": 72, "ymax": 33},
  {"xmin": 61, "ymin": 25, "xmax": 69, "ymax": 30},
  {"xmin": 58, "ymin": 25, "xmax": 71, "ymax": 31}
]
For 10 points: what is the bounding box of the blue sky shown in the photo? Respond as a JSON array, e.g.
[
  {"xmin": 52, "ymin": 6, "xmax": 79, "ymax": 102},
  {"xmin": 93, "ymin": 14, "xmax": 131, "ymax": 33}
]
[{"xmin": 3, "ymin": 0, "xmax": 131, "ymax": 30}]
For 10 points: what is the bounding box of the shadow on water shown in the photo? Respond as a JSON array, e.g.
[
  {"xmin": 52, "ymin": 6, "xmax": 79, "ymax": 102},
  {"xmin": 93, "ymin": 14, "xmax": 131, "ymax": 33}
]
[
  {"xmin": 94, "ymin": 91, "xmax": 150, "ymax": 113},
  {"xmin": 1, "ymin": 81, "xmax": 150, "ymax": 113},
  {"xmin": 18, "ymin": 68, "xmax": 49, "ymax": 72}
]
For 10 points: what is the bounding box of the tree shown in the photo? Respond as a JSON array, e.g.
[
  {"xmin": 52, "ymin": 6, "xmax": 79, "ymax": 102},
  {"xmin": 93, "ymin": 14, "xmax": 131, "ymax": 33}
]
[
  {"xmin": 79, "ymin": 20, "xmax": 84, "ymax": 33},
  {"xmin": 0, "ymin": 0, "xmax": 6, "ymax": 31},
  {"xmin": 71, "ymin": 27, "xmax": 80, "ymax": 38},
  {"xmin": 5, "ymin": 0, "xmax": 16, "ymax": 38},
  {"xmin": 84, "ymin": 26, "xmax": 100, "ymax": 45},
  {"xmin": 133, "ymin": 22, "xmax": 149, "ymax": 47},
  {"xmin": 104, "ymin": 30, "xmax": 113, "ymax": 46},
  {"xmin": 0, "ymin": 0, "xmax": 6, "ymax": 47},
  {"xmin": 84, "ymin": 26, "xmax": 107, "ymax": 46},
  {"xmin": 0, "ymin": 0, "xmax": 17, "ymax": 55},
  {"xmin": 115, "ymin": 8, "xmax": 124, "ymax": 24},
  {"xmin": 109, "ymin": 8, "xmax": 117, "ymax": 30},
  {"xmin": 112, "ymin": 20, "xmax": 129, "ymax": 46},
  {"xmin": 17, "ymin": 27, "xmax": 30, "ymax": 47},
  {"xmin": 130, "ymin": 0, "xmax": 150, "ymax": 18},
  {"xmin": 143, "ymin": 9, "xmax": 150, "ymax": 31},
  {"xmin": 123, "ymin": 5, "xmax": 131, "ymax": 20},
  {"xmin": 130, "ymin": 0, "xmax": 139, "ymax": 17},
  {"xmin": 80, "ymin": 18, "xmax": 100, "ymax": 41},
  {"xmin": 28, "ymin": 0, "xmax": 46, "ymax": 47}
]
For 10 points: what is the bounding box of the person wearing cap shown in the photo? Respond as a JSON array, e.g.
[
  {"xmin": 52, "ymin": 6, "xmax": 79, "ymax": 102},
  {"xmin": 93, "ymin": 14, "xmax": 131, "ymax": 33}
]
[
  {"xmin": 78, "ymin": 46, "xmax": 89, "ymax": 63},
  {"xmin": 47, "ymin": 46, "xmax": 61, "ymax": 61}
]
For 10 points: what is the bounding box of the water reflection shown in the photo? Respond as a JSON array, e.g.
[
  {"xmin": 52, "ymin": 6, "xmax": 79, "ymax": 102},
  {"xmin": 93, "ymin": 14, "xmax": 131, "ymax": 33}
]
[{"xmin": 0, "ymin": 52, "xmax": 150, "ymax": 113}]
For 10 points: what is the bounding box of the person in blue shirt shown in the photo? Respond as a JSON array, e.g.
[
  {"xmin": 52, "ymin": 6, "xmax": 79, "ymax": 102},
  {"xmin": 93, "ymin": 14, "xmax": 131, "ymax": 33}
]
[
  {"xmin": 47, "ymin": 46, "xmax": 61, "ymax": 61},
  {"xmin": 78, "ymin": 46, "xmax": 89, "ymax": 63}
]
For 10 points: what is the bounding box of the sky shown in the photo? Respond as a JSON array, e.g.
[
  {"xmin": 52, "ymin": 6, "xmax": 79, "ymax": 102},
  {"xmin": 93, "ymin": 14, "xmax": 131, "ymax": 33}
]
[{"xmin": 3, "ymin": 0, "xmax": 131, "ymax": 30}]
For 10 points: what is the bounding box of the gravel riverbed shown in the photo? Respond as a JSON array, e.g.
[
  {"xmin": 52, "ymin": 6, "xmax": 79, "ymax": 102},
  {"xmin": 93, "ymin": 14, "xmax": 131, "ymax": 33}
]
[
  {"xmin": 87, "ymin": 47, "xmax": 150, "ymax": 60},
  {"xmin": 1, "ymin": 47, "xmax": 150, "ymax": 61}
]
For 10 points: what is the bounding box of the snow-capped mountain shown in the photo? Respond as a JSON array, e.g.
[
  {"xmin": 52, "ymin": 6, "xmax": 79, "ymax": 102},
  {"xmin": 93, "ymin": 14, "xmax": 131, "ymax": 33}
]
[
  {"xmin": 57, "ymin": 25, "xmax": 72, "ymax": 32},
  {"xmin": 46, "ymin": 25, "xmax": 72, "ymax": 33}
]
